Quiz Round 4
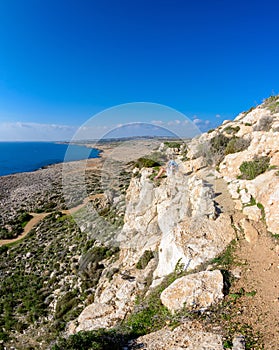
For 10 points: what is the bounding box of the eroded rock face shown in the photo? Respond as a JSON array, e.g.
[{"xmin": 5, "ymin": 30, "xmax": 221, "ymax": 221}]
[
  {"xmin": 68, "ymin": 260, "xmax": 156, "ymax": 334},
  {"xmin": 70, "ymin": 165, "xmax": 234, "ymax": 334},
  {"xmin": 160, "ymin": 270, "xmax": 223, "ymax": 312},
  {"xmin": 154, "ymin": 214, "xmax": 235, "ymax": 279},
  {"xmin": 131, "ymin": 322, "xmax": 224, "ymax": 350}
]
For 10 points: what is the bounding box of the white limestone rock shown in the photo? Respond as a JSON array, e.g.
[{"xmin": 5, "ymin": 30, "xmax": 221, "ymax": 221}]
[
  {"xmin": 242, "ymin": 205, "xmax": 262, "ymax": 222},
  {"xmin": 160, "ymin": 270, "xmax": 223, "ymax": 312},
  {"xmin": 131, "ymin": 322, "xmax": 224, "ymax": 350},
  {"xmin": 239, "ymin": 189, "xmax": 251, "ymax": 204}
]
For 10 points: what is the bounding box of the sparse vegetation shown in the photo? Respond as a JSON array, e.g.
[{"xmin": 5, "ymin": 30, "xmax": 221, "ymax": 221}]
[
  {"xmin": 134, "ymin": 157, "xmax": 161, "ymax": 169},
  {"xmin": 239, "ymin": 156, "xmax": 270, "ymax": 180},
  {"xmin": 224, "ymin": 125, "xmax": 240, "ymax": 135},
  {"xmin": 253, "ymin": 115, "xmax": 273, "ymax": 131},
  {"xmin": 164, "ymin": 141, "xmax": 182, "ymax": 149},
  {"xmin": 224, "ymin": 137, "xmax": 250, "ymax": 155},
  {"xmin": 211, "ymin": 239, "xmax": 238, "ymax": 269},
  {"xmin": 262, "ymin": 95, "xmax": 279, "ymax": 113},
  {"xmin": 257, "ymin": 202, "xmax": 266, "ymax": 222},
  {"xmin": 52, "ymin": 329, "xmax": 127, "ymax": 350},
  {"xmin": 0, "ymin": 212, "xmax": 33, "ymax": 239},
  {"xmin": 136, "ymin": 250, "xmax": 154, "ymax": 269}
]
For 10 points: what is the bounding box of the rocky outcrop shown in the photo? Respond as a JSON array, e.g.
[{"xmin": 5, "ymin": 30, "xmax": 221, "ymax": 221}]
[
  {"xmin": 160, "ymin": 270, "xmax": 224, "ymax": 312},
  {"xmin": 67, "ymin": 99, "xmax": 279, "ymax": 341},
  {"xmin": 118, "ymin": 168, "xmax": 234, "ymax": 280},
  {"xmin": 130, "ymin": 322, "xmax": 224, "ymax": 350},
  {"xmin": 185, "ymin": 101, "xmax": 279, "ymax": 235},
  {"xmin": 71, "ymin": 161, "xmax": 235, "ymax": 334}
]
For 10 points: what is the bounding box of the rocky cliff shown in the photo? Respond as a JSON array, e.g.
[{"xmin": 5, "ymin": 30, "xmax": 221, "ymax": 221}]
[
  {"xmin": 69, "ymin": 163, "xmax": 235, "ymax": 335},
  {"xmin": 67, "ymin": 95, "xmax": 279, "ymax": 349},
  {"xmin": 1, "ymin": 96, "xmax": 279, "ymax": 349}
]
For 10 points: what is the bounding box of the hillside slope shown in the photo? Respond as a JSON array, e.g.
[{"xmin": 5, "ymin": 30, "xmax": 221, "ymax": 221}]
[{"xmin": 1, "ymin": 96, "xmax": 279, "ymax": 349}]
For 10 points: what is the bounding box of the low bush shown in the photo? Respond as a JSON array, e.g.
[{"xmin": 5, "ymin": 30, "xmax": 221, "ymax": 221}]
[
  {"xmin": 239, "ymin": 156, "xmax": 270, "ymax": 180},
  {"xmin": 164, "ymin": 141, "xmax": 182, "ymax": 149},
  {"xmin": 224, "ymin": 126, "xmax": 240, "ymax": 135},
  {"xmin": 134, "ymin": 157, "xmax": 161, "ymax": 169},
  {"xmin": 55, "ymin": 290, "xmax": 79, "ymax": 320},
  {"xmin": 210, "ymin": 133, "xmax": 230, "ymax": 153},
  {"xmin": 136, "ymin": 250, "xmax": 154, "ymax": 269},
  {"xmin": 18, "ymin": 212, "xmax": 33, "ymax": 228},
  {"xmin": 52, "ymin": 329, "xmax": 126, "ymax": 350},
  {"xmin": 224, "ymin": 137, "xmax": 250, "ymax": 155},
  {"xmin": 253, "ymin": 116, "xmax": 273, "ymax": 131},
  {"xmin": 207, "ymin": 133, "xmax": 230, "ymax": 164}
]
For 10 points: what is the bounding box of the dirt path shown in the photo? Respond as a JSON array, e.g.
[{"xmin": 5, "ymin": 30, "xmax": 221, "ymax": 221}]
[
  {"xmin": 0, "ymin": 213, "xmax": 49, "ymax": 246},
  {"xmin": 0, "ymin": 193, "xmax": 105, "ymax": 246},
  {"xmin": 200, "ymin": 169, "xmax": 279, "ymax": 349},
  {"xmin": 233, "ymin": 222, "xmax": 279, "ymax": 349}
]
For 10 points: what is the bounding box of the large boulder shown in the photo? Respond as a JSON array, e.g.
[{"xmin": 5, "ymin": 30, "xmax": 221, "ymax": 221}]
[{"xmin": 160, "ymin": 270, "xmax": 223, "ymax": 312}]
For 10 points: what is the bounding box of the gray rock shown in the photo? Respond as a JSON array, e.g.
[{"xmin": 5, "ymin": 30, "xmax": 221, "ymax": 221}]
[{"xmin": 232, "ymin": 335, "xmax": 245, "ymax": 350}]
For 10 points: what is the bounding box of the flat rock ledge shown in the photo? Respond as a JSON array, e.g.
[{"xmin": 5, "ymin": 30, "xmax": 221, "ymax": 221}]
[{"xmin": 160, "ymin": 270, "xmax": 224, "ymax": 312}]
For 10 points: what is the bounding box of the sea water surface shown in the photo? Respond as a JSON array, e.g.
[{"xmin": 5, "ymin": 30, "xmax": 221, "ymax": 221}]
[{"xmin": 0, "ymin": 142, "xmax": 100, "ymax": 177}]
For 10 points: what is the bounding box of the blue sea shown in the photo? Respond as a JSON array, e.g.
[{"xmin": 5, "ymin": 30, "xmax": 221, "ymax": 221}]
[{"xmin": 0, "ymin": 142, "xmax": 100, "ymax": 177}]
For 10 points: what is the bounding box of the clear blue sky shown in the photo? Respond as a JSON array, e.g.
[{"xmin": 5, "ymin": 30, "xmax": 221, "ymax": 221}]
[{"xmin": 0, "ymin": 0, "xmax": 279, "ymax": 140}]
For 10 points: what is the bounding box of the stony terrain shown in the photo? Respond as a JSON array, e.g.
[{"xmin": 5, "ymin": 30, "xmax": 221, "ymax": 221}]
[{"xmin": 1, "ymin": 96, "xmax": 279, "ymax": 349}]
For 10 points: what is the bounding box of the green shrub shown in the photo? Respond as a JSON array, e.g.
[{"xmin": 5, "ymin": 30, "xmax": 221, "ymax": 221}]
[
  {"xmin": 243, "ymin": 196, "xmax": 256, "ymax": 207},
  {"xmin": 0, "ymin": 245, "xmax": 8, "ymax": 254},
  {"xmin": 164, "ymin": 141, "xmax": 182, "ymax": 149},
  {"xmin": 211, "ymin": 240, "xmax": 237, "ymax": 268},
  {"xmin": 136, "ymin": 250, "xmax": 154, "ymax": 269},
  {"xmin": 224, "ymin": 137, "xmax": 250, "ymax": 155},
  {"xmin": 239, "ymin": 156, "xmax": 270, "ymax": 180},
  {"xmin": 55, "ymin": 290, "xmax": 79, "ymax": 320},
  {"xmin": 0, "ymin": 228, "xmax": 13, "ymax": 240},
  {"xmin": 207, "ymin": 133, "xmax": 230, "ymax": 164},
  {"xmin": 253, "ymin": 116, "xmax": 273, "ymax": 131},
  {"xmin": 52, "ymin": 329, "xmax": 126, "ymax": 350},
  {"xmin": 210, "ymin": 133, "xmax": 230, "ymax": 152},
  {"xmin": 18, "ymin": 212, "xmax": 33, "ymax": 228},
  {"xmin": 134, "ymin": 157, "xmax": 161, "ymax": 169},
  {"xmin": 224, "ymin": 126, "xmax": 240, "ymax": 135},
  {"xmin": 257, "ymin": 203, "xmax": 266, "ymax": 222}
]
